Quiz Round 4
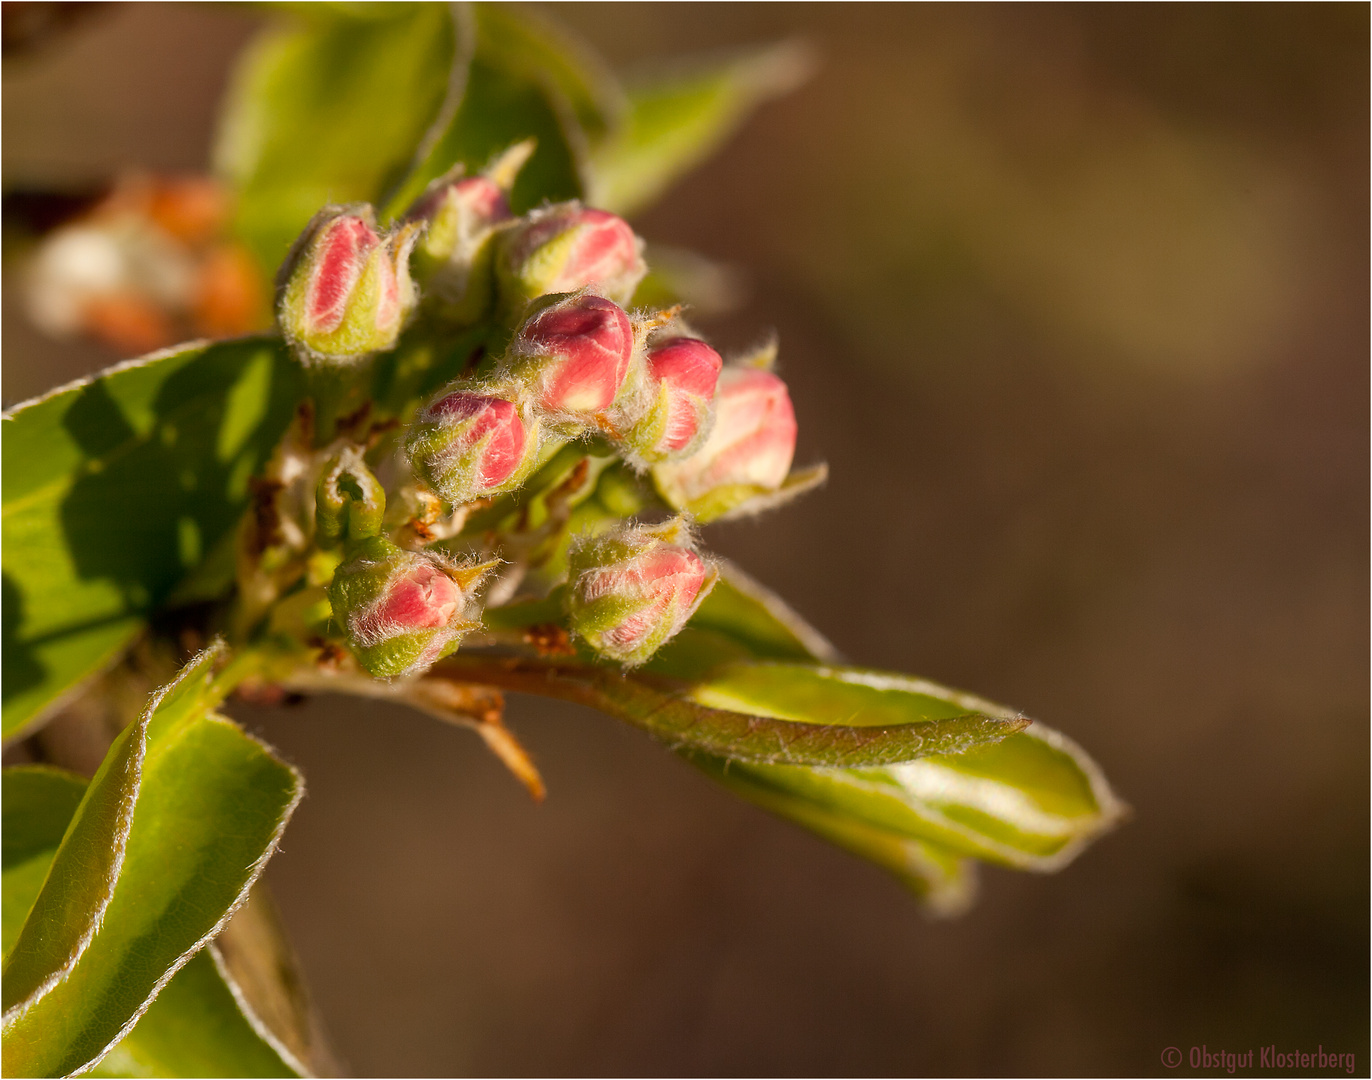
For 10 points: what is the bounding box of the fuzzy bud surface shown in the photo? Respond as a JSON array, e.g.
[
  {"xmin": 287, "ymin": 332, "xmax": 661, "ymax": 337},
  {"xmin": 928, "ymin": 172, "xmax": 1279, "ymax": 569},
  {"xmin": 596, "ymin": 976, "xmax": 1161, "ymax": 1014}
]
[
  {"xmin": 510, "ymin": 293, "xmax": 634, "ymax": 417},
  {"xmin": 497, "ymin": 203, "xmax": 645, "ymax": 310},
  {"xmin": 616, "ymin": 336, "xmax": 722, "ymax": 464},
  {"xmin": 406, "ymin": 173, "xmax": 512, "ymax": 322},
  {"xmin": 329, "ymin": 537, "xmax": 487, "ymax": 678},
  {"xmin": 278, "ymin": 206, "xmax": 418, "ymax": 364},
  {"xmin": 405, "ymin": 387, "xmax": 540, "ymax": 505},
  {"xmin": 651, "ymin": 367, "xmax": 796, "ymax": 520},
  {"xmin": 565, "ymin": 519, "xmax": 716, "ymax": 666}
]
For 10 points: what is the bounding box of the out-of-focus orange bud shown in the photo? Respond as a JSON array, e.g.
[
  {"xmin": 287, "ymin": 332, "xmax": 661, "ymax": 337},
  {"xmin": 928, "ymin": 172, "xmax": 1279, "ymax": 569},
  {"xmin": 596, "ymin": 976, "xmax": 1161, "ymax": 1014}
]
[
  {"xmin": 81, "ymin": 292, "xmax": 176, "ymax": 354},
  {"xmin": 193, "ymin": 243, "xmax": 268, "ymax": 337},
  {"xmin": 146, "ymin": 177, "xmax": 228, "ymax": 246}
]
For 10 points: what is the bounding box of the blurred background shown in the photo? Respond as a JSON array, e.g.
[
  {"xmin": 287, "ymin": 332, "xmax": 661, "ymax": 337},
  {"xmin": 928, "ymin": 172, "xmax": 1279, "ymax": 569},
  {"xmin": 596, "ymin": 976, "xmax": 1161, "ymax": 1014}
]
[{"xmin": 4, "ymin": 3, "xmax": 1367, "ymax": 1075}]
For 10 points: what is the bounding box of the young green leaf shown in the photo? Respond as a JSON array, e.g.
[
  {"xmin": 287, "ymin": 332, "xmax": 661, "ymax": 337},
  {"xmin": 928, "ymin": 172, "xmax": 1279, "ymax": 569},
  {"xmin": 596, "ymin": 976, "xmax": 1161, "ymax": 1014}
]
[
  {"xmin": 2, "ymin": 338, "xmax": 303, "ymax": 740},
  {"xmin": 3, "ymin": 766, "xmax": 301, "ymax": 1078},
  {"xmin": 1, "ymin": 646, "xmax": 303, "ymax": 1078},
  {"xmin": 438, "ymin": 652, "xmax": 1027, "ymax": 768},
  {"xmin": 700, "ymin": 724, "xmax": 1126, "ymax": 871},
  {"xmin": 588, "ymin": 41, "xmax": 815, "ymax": 216},
  {"xmin": 215, "ymin": 3, "xmax": 459, "ymax": 271}
]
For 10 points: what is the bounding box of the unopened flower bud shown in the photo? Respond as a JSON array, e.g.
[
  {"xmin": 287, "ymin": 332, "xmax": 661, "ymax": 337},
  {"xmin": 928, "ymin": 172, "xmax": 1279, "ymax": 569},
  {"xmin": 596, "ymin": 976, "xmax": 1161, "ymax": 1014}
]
[
  {"xmin": 565, "ymin": 518, "xmax": 717, "ymax": 667},
  {"xmin": 507, "ymin": 292, "xmax": 633, "ymax": 420},
  {"xmin": 406, "ymin": 168, "xmax": 512, "ymax": 323},
  {"xmin": 651, "ymin": 367, "xmax": 797, "ymax": 521},
  {"xmin": 278, "ymin": 206, "xmax": 419, "ymax": 364},
  {"xmin": 615, "ymin": 336, "xmax": 722, "ymax": 465},
  {"xmin": 496, "ymin": 203, "xmax": 645, "ymax": 312},
  {"xmin": 405, "ymin": 385, "xmax": 541, "ymax": 505},
  {"xmin": 316, "ymin": 448, "xmax": 386, "ymax": 547},
  {"xmin": 329, "ymin": 537, "xmax": 494, "ymax": 678}
]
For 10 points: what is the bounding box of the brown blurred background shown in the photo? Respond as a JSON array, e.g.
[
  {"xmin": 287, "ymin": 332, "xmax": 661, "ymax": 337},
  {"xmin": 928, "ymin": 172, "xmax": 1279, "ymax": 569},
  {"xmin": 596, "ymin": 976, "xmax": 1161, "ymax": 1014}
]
[{"xmin": 4, "ymin": 4, "xmax": 1368, "ymax": 1075}]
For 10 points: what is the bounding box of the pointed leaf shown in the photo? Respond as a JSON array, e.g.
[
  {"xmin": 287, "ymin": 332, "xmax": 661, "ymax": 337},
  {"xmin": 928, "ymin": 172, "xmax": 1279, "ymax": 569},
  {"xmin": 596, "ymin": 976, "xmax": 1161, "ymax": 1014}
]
[
  {"xmin": 1, "ymin": 646, "xmax": 303, "ymax": 1078},
  {"xmin": 2, "ymin": 338, "xmax": 304, "ymax": 739},
  {"xmin": 216, "ymin": 3, "xmax": 459, "ymax": 272},
  {"xmin": 708, "ymin": 723, "xmax": 1127, "ymax": 871},
  {"xmin": 588, "ymin": 41, "xmax": 815, "ymax": 215},
  {"xmin": 438, "ymin": 652, "xmax": 1027, "ymax": 768}
]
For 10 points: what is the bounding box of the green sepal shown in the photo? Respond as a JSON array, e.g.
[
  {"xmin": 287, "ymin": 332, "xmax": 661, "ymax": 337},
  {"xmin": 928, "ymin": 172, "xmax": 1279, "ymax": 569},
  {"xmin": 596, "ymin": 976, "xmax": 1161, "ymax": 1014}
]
[{"xmin": 316, "ymin": 447, "xmax": 387, "ymax": 545}]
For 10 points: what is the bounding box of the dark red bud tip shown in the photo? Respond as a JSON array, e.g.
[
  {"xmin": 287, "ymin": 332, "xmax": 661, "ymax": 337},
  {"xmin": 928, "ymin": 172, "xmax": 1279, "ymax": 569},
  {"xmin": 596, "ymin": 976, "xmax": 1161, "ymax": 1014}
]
[
  {"xmin": 370, "ymin": 564, "xmax": 461, "ymax": 634},
  {"xmin": 522, "ymin": 294, "xmax": 633, "ymax": 413},
  {"xmin": 308, "ymin": 215, "xmax": 379, "ymax": 332},
  {"xmin": 426, "ymin": 392, "xmax": 528, "ymax": 487}
]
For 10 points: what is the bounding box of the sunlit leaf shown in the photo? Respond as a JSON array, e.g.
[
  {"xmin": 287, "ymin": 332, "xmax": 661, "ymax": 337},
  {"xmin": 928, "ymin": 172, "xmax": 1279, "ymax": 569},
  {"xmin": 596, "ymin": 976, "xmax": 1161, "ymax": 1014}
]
[
  {"xmin": 589, "ymin": 41, "xmax": 815, "ymax": 216},
  {"xmin": 2, "ymin": 338, "xmax": 303, "ymax": 740},
  {"xmin": 1, "ymin": 645, "xmax": 303, "ymax": 1078}
]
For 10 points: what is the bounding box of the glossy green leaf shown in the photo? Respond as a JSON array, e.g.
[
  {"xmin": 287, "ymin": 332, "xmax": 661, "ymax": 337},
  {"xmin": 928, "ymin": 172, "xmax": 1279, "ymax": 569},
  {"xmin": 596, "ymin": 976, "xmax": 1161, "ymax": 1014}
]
[
  {"xmin": 1, "ymin": 646, "xmax": 303, "ymax": 1078},
  {"xmin": 2, "ymin": 338, "xmax": 304, "ymax": 740},
  {"xmin": 216, "ymin": 3, "xmax": 458, "ymax": 272},
  {"xmin": 704, "ymin": 724, "xmax": 1126, "ymax": 871},
  {"xmin": 439, "ymin": 651, "xmax": 1027, "ymax": 768},
  {"xmin": 3, "ymin": 766, "xmax": 300, "ymax": 1078},
  {"xmin": 588, "ymin": 41, "xmax": 815, "ymax": 216},
  {"xmin": 664, "ymin": 566, "xmax": 1121, "ymax": 888}
]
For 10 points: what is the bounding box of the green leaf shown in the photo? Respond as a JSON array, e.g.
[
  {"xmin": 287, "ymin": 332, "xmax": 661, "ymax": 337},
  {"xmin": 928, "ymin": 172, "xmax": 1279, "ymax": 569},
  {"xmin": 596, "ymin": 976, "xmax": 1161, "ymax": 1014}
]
[
  {"xmin": 588, "ymin": 41, "xmax": 815, "ymax": 216},
  {"xmin": 471, "ymin": 3, "xmax": 623, "ymax": 141},
  {"xmin": 382, "ymin": 54, "xmax": 585, "ymax": 221},
  {"xmin": 88, "ymin": 950, "xmax": 299, "ymax": 1079},
  {"xmin": 1, "ymin": 645, "xmax": 304, "ymax": 1078},
  {"xmin": 439, "ymin": 650, "xmax": 1027, "ymax": 768},
  {"xmin": 663, "ymin": 566, "xmax": 1122, "ymax": 888},
  {"xmin": 2, "ymin": 338, "xmax": 304, "ymax": 740},
  {"xmin": 702, "ymin": 724, "xmax": 1126, "ymax": 871},
  {"xmin": 215, "ymin": 3, "xmax": 459, "ymax": 272},
  {"xmin": 3, "ymin": 766, "xmax": 300, "ymax": 1078}
]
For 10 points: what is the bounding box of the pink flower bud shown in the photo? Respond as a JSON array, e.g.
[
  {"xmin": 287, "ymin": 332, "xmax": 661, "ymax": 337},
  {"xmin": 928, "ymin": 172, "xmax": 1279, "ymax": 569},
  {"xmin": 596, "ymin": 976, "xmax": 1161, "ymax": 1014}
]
[
  {"xmin": 651, "ymin": 368, "xmax": 797, "ymax": 518},
  {"xmin": 278, "ymin": 206, "xmax": 418, "ymax": 364},
  {"xmin": 359, "ymin": 562, "xmax": 461, "ymax": 637},
  {"xmin": 405, "ymin": 387, "xmax": 541, "ymax": 505},
  {"xmin": 497, "ymin": 203, "xmax": 646, "ymax": 310},
  {"xmin": 616, "ymin": 336, "xmax": 722, "ymax": 463},
  {"xmin": 329, "ymin": 537, "xmax": 495, "ymax": 678},
  {"xmin": 565, "ymin": 518, "xmax": 717, "ymax": 666},
  {"xmin": 511, "ymin": 293, "xmax": 634, "ymax": 416}
]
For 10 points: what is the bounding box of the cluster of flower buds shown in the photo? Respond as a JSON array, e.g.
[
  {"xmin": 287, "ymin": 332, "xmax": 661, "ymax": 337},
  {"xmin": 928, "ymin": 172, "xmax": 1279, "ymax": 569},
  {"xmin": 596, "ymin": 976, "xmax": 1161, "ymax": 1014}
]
[
  {"xmin": 277, "ymin": 205, "xmax": 420, "ymax": 365},
  {"xmin": 268, "ymin": 149, "xmax": 816, "ymax": 679},
  {"xmin": 564, "ymin": 518, "xmax": 717, "ymax": 666},
  {"xmin": 328, "ymin": 537, "xmax": 496, "ymax": 679}
]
